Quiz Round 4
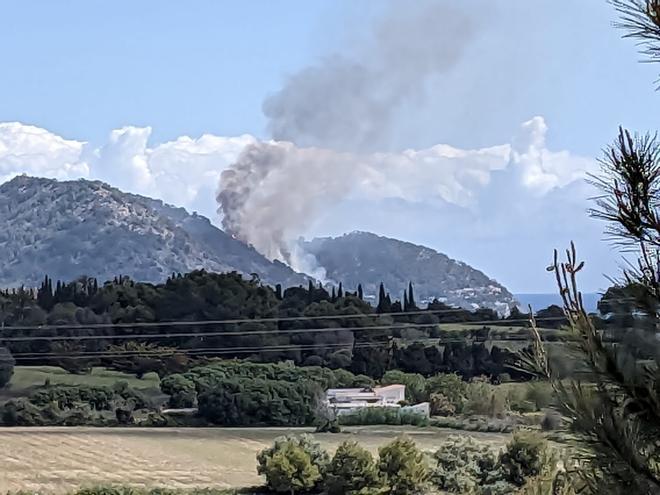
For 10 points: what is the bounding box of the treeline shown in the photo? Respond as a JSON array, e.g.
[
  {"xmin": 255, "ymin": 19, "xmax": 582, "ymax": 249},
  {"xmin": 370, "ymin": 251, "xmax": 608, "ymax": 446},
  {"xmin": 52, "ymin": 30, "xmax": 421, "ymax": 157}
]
[{"xmin": 0, "ymin": 270, "xmax": 533, "ymax": 380}]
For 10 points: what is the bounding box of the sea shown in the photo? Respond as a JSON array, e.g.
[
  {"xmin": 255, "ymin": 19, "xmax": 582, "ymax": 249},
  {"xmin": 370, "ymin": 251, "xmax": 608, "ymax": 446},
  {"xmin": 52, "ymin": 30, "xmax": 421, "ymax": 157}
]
[{"xmin": 514, "ymin": 293, "xmax": 601, "ymax": 313}]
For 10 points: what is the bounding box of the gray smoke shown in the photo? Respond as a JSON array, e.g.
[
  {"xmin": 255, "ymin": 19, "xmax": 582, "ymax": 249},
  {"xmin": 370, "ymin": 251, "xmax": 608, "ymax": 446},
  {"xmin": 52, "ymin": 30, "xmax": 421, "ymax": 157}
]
[
  {"xmin": 217, "ymin": 1, "xmax": 477, "ymax": 272},
  {"xmin": 264, "ymin": 1, "xmax": 474, "ymax": 152}
]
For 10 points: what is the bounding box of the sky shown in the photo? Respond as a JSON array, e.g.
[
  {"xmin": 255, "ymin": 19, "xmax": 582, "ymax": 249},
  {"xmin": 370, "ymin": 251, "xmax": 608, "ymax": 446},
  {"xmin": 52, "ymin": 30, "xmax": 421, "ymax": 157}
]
[{"xmin": 1, "ymin": 0, "xmax": 659, "ymax": 293}]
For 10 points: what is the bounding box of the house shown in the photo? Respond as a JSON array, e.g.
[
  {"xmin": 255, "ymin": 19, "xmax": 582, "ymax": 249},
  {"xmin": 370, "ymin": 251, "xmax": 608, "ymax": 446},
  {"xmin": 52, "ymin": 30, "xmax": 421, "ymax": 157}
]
[{"xmin": 325, "ymin": 384, "xmax": 407, "ymax": 415}]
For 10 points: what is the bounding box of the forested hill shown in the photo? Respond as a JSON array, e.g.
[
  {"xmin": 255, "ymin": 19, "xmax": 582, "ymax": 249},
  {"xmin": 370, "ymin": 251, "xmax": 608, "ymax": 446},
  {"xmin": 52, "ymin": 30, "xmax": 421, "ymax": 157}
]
[
  {"xmin": 304, "ymin": 232, "xmax": 516, "ymax": 313},
  {"xmin": 0, "ymin": 176, "xmax": 308, "ymax": 288}
]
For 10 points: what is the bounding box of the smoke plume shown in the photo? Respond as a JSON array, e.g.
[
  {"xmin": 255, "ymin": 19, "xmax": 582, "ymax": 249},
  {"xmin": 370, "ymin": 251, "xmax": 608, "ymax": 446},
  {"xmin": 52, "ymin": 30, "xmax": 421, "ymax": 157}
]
[{"xmin": 217, "ymin": 1, "xmax": 477, "ymax": 271}]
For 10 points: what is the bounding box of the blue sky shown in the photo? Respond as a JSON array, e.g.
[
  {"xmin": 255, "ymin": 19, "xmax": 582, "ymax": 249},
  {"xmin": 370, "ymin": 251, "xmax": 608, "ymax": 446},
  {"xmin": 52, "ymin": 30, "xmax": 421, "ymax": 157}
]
[{"xmin": 1, "ymin": 0, "xmax": 659, "ymax": 293}]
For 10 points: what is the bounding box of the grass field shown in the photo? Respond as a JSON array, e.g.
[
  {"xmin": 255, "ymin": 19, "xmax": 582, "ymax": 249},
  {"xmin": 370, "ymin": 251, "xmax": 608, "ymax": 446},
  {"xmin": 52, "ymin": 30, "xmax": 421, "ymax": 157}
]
[
  {"xmin": 0, "ymin": 426, "xmax": 511, "ymax": 493},
  {"xmin": 1, "ymin": 366, "xmax": 161, "ymax": 401}
]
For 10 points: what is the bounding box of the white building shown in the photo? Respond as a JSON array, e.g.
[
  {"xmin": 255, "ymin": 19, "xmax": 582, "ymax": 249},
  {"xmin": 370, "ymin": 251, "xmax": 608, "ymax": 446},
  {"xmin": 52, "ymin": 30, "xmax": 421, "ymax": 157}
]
[{"xmin": 325, "ymin": 384, "xmax": 406, "ymax": 415}]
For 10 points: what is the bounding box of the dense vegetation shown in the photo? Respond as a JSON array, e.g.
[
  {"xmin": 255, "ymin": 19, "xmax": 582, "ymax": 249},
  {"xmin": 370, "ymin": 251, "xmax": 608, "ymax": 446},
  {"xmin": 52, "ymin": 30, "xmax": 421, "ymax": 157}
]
[
  {"xmin": 256, "ymin": 433, "xmax": 558, "ymax": 495},
  {"xmin": 0, "ymin": 270, "xmax": 536, "ymax": 381}
]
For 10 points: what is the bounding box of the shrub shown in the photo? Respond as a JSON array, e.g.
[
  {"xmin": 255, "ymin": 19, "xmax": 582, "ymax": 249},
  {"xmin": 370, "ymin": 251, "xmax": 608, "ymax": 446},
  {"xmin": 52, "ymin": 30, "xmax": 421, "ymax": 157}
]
[
  {"xmin": 325, "ymin": 441, "xmax": 383, "ymax": 495},
  {"xmin": 160, "ymin": 374, "xmax": 197, "ymax": 408},
  {"xmin": 541, "ymin": 410, "xmax": 561, "ymax": 431},
  {"xmin": 499, "ymin": 432, "xmax": 555, "ymax": 487},
  {"xmin": 338, "ymin": 407, "xmax": 428, "ymax": 426},
  {"xmin": 525, "ymin": 381, "xmax": 554, "ymax": 411},
  {"xmin": 426, "ymin": 373, "xmax": 468, "ymax": 413},
  {"xmin": 378, "ymin": 437, "xmax": 429, "ymax": 495},
  {"xmin": 464, "ymin": 377, "xmax": 506, "ymax": 417},
  {"xmin": 28, "ymin": 382, "xmax": 151, "ymax": 411},
  {"xmin": 429, "ymin": 393, "xmax": 456, "ymax": 416},
  {"xmin": 433, "ymin": 435, "xmax": 508, "ymax": 494},
  {"xmin": 257, "ymin": 435, "xmax": 329, "ymax": 494},
  {"xmin": 507, "ymin": 385, "xmax": 536, "ymax": 414}
]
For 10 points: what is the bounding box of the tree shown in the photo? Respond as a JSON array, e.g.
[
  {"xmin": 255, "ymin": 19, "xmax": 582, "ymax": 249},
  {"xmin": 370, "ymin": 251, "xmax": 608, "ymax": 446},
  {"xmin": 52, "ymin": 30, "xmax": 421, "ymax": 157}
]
[
  {"xmin": 257, "ymin": 435, "xmax": 329, "ymax": 494},
  {"xmin": 378, "ymin": 437, "xmax": 429, "ymax": 495},
  {"xmin": 325, "ymin": 441, "xmax": 383, "ymax": 495},
  {"xmin": 525, "ymin": 183, "xmax": 660, "ymax": 491},
  {"xmin": 517, "ymin": 4, "xmax": 660, "ymax": 493},
  {"xmin": 408, "ymin": 282, "xmax": 417, "ymax": 310},
  {"xmin": 358, "ymin": 283, "xmax": 364, "ymax": 300}
]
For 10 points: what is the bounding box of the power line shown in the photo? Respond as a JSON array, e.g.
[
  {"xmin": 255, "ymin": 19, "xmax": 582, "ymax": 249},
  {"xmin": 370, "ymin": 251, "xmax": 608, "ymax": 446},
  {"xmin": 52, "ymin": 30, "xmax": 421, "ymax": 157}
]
[
  {"xmin": 10, "ymin": 341, "xmax": 389, "ymax": 361},
  {"xmin": 0, "ymin": 307, "xmax": 473, "ymax": 332},
  {"xmin": 0, "ymin": 295, "xmax": 641, "ymax": 334},
  {"xmin": 0, "ymin": 315, "xmax": 572, "ymax": 342}
]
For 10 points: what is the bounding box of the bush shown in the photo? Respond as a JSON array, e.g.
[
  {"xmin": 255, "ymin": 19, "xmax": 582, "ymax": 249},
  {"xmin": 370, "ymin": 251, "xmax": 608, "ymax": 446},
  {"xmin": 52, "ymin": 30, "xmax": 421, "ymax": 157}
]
[
  {"xmin": 429, "ymin": 393, "xmax": 456, "ymax": 416},
  {"xmin": 541, "ymin": 410, "xmax": 561, "ymax": 431},
  {"xmin": 378, "ymin": 437, "xmax": 429, "ymax": 495},
  {"xmin": 433, "ymin": 435, "xmax": 508, "ymax": 494},
  {"xmin": 160, "ymin": 374, "xmax": 197, "ymax": 408},
  {"xmin": 426, "ymin": 373, "xmax": 468, "ymax": 413},
  {"xmin": 499, "ymin": 432, "xmax": 555, "ymax": 487},
  {"xmin": 325, "ymin": 441, "xmax": 382, "ymax": 495},
  {"xmin": 464, "ymin": 377, "xmax": 506, "ymax": 417},
  {"xmin": 525, "ymin": 381, "xmax": 554, "ymax": 411},
  {"xmin": 338, "ymin": 407, "xmax": 428, "ymax": 427},
  {"xmin": 29, "ymin": 382, "xmax": 151, "ymax": 411},
  {"xmin": 257, "ymin": 435, "xmax": 329, "ymax": 494}
]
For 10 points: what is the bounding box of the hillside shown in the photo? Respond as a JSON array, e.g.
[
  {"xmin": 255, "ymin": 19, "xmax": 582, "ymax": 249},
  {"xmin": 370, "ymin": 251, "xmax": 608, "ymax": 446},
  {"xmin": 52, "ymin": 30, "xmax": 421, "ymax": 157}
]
[
  {"xmin": 0, "ymin": 176, "xmax": 308, "ymax": 287},
  {"xmin": 304, "ymin": 232, "xmax": 516, "ymax": 313}
]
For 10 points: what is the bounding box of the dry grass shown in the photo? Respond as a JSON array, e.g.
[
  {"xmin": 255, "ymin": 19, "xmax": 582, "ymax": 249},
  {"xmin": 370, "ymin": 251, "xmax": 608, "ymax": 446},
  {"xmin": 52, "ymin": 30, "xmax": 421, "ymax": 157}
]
[{"xmin": 0, "ymin": 426, "xmax": 511, "ymax": 493}]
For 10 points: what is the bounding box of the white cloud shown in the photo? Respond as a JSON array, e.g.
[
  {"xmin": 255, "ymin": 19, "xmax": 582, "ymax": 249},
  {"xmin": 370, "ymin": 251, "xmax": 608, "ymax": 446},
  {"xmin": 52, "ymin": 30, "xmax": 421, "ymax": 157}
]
[
  {"xmin": 0, "ymin": 117, "xmax": 606, "ymax": 291},
  {"xmin": 0, "ymin": 117, "xmax": 595, "ymax": 224},
  {"xmin": 0, "ymin": 122, "xmax": 89, "ymax": 183}
]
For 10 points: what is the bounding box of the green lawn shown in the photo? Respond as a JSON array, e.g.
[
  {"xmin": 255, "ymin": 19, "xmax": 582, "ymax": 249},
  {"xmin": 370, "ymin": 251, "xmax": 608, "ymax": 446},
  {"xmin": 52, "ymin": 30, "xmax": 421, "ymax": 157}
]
[{"xmin": 4, "ymin": 366, "xmax": 160, "ymax": 399}]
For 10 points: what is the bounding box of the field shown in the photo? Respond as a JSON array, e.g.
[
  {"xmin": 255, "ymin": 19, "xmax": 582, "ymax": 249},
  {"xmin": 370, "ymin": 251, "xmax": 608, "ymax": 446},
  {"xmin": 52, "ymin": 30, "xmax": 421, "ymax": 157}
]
[
  {"xmin": 0, "ymin": 366, "xmax": 161, "ymax": 401},
  {"xmin": 0, "ymin": 426, "xmax": 511, "ymax": 493}
]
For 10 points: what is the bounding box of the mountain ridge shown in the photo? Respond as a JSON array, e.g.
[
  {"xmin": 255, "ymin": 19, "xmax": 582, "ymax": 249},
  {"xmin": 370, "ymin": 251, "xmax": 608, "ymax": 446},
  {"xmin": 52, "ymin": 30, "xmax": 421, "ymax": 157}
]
[
  {"xmin": 304, "ymin": 231, "xmax": 516, "ymax": 312},
  {"xmin": 0, "ymin": 175, "xmax": 308, "ymax": 288},
  {"xmin": 0, "ymin": 176, "xmax": 515, "ymax": 311}
]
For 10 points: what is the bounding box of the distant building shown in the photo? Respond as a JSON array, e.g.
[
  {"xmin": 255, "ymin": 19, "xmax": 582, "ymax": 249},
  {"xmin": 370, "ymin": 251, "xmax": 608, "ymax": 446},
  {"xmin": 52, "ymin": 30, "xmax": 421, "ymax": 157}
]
[{"xmin": 325, "ymin": 384, "xmax": 431, "ymax": 417}]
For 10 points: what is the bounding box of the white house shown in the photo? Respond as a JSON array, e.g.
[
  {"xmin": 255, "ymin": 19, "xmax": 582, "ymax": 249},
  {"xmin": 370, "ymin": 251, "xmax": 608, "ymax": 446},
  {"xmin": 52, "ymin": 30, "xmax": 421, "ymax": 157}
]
[{"xmin": 325, "ymin": 384, "xmax": 407, "ymax": 415}]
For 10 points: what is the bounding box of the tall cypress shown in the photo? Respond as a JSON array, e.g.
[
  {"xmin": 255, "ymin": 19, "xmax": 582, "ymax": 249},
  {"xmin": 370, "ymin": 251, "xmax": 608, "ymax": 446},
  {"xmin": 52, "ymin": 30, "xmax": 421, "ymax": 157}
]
[
  {"xmin": 408, "ymin": 282, "xmax": 417, "ymax": 310},
  {"xmin": 403, "ymin": 290, "xmax": 409, "ymax": 312},
  {"xmin": 338, "ymin": 282, "xmax": 343, "ymax": 299},
  {"xmin": 357, "ymin": 284, "xmax": 363, "ymax": 300},
  {"xmin": 377, "ymin": 283, "xmax": 386, "ymax": 313}
]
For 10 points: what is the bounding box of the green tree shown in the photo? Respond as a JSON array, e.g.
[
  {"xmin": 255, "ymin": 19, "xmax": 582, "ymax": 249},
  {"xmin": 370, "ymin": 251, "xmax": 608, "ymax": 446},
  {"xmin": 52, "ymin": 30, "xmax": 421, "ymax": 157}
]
[
  {"xmin": 378, "ymin": 437, "xmax": 429, "ymax": 495},
  {"xmin": 257, "ymin": 435, "xmax": 329, "ymax": 494},
  {"xmin": 325, "ymin": 441, "xmax": 383, "ymax": 495},
  {"xmin": 517, "ymin": 3, "xmax": 660, "ymax": 493}
]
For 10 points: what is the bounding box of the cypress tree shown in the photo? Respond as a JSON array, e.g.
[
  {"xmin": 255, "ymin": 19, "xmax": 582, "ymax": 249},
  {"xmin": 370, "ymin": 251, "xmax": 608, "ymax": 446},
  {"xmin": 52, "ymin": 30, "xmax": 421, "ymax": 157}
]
[
  {"xmin": 338, "ymin": 282, "xmax": 343, "ymax": 299},
  {"xmin": 331, "ymin": 287, "xmax": 336, "ymax": 303},
  {"xmin": 275, "ymin": 284, "xmax": 282, "ymax": 300},
  {"xmin": 408, "ymin": 282, "xmax": 417, "ymax": 310},
  {"xmin": 377, "ymin": 283, "xmax": 387, "ymax": 313},
  {"xmin": 403, "ymin": 289, "xmax": 409, "ymax": 312},
  {"xmin": 357, "ymin": 284, "xmax": 364, "ymax": 300}
]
